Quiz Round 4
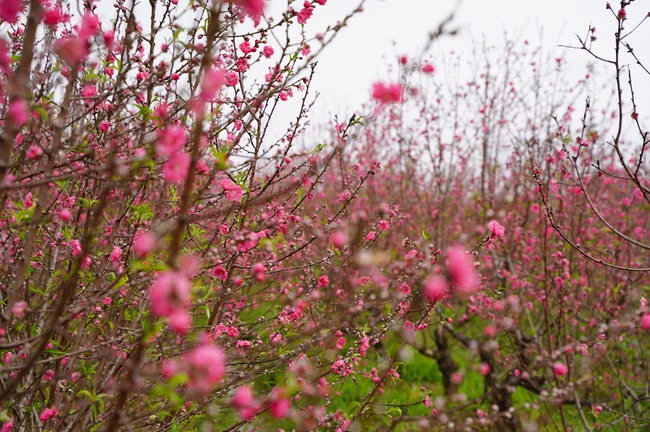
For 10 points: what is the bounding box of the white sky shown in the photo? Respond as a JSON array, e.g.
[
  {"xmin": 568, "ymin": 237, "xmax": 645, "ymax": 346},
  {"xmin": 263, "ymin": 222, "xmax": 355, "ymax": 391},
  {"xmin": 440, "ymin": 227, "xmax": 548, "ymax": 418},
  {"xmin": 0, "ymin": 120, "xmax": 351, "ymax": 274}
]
[{"xmin": 283, "ymin": 0, "xmax": 650, "ymax": 119}]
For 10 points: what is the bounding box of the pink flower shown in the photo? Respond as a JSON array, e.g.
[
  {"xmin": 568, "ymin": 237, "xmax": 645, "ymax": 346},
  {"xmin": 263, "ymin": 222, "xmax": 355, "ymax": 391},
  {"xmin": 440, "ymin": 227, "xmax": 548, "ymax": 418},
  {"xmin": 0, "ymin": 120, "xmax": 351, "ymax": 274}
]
[
  {"xmin": 330, "ymin": 231, "xmax": 348, "ymax": 249},
  {"xmin": 477, "ymin": 362, "xmax": 491, "ymax": 376},
  {"xmin": 360, "ymin": 336, "xmax": 370, "ymax": 357},
  {"xmin": 157, "ymin": 126, "xmax": 187, "ymax": 155},
  {"xmin": 109, "ymin": 246, "xmax": 122, "ymax": 264},
  {"xmin": 8, "ymin": 99, "xmax": 28, "ymax": 126},
  {"xmin": 297, "ymin": 4, "xmax": 314, "ymax": 25},
  {"xmin": 488, "ymin": 220, "xmax": 505, "ymax": 237},
  {"xmin": 58, "ymin": 209, "xmax": 72, "ymax": 222},
  {"xmin": 421, "ymin": 63, "xmax": 435, "ymax": 74},
  {"xmin": 317, "ymin": 275, "xmax": 329, "ymax": 287},
  {"xmin": 252, "ymin": 262, "xmax": 266, "ymax": 281},
  {"xmin": 44, "ymin": 5, "xmax": 67, "ymax": 27},
  {"xmin": 43, "ymin": 369, "xmax": 55, "ymax": 381},
  {"xmin": 0, "ymin": 0, "xmax": 22, "ymax": 24},
  {"xmin": 422, "ymin": 276, "xmax": 448, "ymax": 304},
  {"xmin": 168, "ymin": 310, "xmax": 191, "ymax": 333},
  {"xmin": 69, "ymin": 239, "xmax": 82, "ymax": 257},
  {"xmin": 40, "ymin": 407, "xmax": 58, "ymax": 422},
  {"xmin": 54, "ymin": 36, "xmax": 88, "ymax": 65},
  {"xmin": 134, "ymin": 232, "xmax": 156, "ymax": 258},
  {"xmin": 233, "ymin": 385, "xmax": 260, "ymax": 419},
  {"xmin": 183, "ymin": 345, "xmax": 226, "ymax": 394},
  {"xmin": 11, "ymin": 301, "xmax": 27, "ymax": 318},
  {"xmin": 101, "ymin": 297, "xmax": 112, "ymax": 306},
  {"xmin": 221, "ymin": 178, "xmax": 244, "ymax": 201},
  {"xmin": 236, "ymin": 339, "xmax": 252, "ymax": 353},
  {"xmin": 617, "ymin": 8, "xmax": 626, "ymax": 20},
  {"xmin": 82, "ymin": 85, "xmax": 96, "ymax": 99},
  {"xmin": 162, "ymin": 151, "xmax": 191, "ymax": 183},
  {"xmin": 149, "ymin": 271, "xmax": 191, "ymax": 318},
  {"xmin": 26, "ymin": 145, "xmax": 43, "ymax": 160},
  {"xmin": 262, "ymin": 45, "xmax": 274, "ymax": 58},
  {"xmin": 640, "ymin": 314, "xmax": 650, "ymax": 330},
  {"xmin": 553, "ymin": 362, "xmax": 568, "ymax": 377},
  {"xmin": 371, "ymin": 82, "xmax": 403, "ymax": 104},
  {"xmin": 269, "ymin": 387, "xmax": 290, "ymax": 419},
  {"xmin": 201, "ymin": 67, "xmax": 225, "ymax": 101},
  {"xmin": 223, "ymin": 0, "xmax": 264, "ymax": 26},
  {"xmin": 79, "ymin": 12, "xmax": 100, "ymax": 40},
  {"xmin": 446, "ymin": 246, "xmax": 480, "ymax": 298},
  {"xmin": 213, "ymin": 265, "xmax": 228, "ymax": 281}
]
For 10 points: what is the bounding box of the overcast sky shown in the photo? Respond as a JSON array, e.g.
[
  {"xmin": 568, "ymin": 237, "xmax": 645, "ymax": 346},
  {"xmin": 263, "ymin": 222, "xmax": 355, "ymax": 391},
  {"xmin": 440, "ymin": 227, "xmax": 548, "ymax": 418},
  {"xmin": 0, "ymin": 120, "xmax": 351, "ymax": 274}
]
[{"xmin": 282, "ymin": 0, "xmax": 650, "ymax": 118}]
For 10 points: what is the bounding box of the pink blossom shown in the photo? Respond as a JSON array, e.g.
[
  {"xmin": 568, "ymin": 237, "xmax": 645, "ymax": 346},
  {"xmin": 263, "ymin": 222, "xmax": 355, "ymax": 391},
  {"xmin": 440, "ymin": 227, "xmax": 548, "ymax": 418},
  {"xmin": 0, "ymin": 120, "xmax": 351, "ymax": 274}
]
[
  {"xmin": 43, "ymin": 369, "xmax": 55, "ymax": 381},
  {"xmin": 79, "ymin": 12, "xmax": 100, "ymax": 40},
  {"xmin": 168, "ymin": 310, "xmax": 191, "ymax": 333},
  {"xmin": 109, "ymin": 246, "xmax": 122, "ymax": 264},
  {"xmin": 69, "ymin": 239, "xmax": 82, "ymax": 257},
  {"xmin": 40, "ymin": 407, "xmax": 58, "ymax": 422},
  {"xmin": 163, "ymin": 151, "xmax": 191, "ymax": 183},
  {"xmin": 233, "ymin": 385, "xmax": 259, "ymax": 419},
  {"xmin": 8, "ymin": 99, "xmax": 28, "ymax": 126},
  {"xmin": 26, "ymin": 145, "xmax": 43, "ymax": 160},
  {"xmin": 477, "ymin": 362, "xmax": 490, "ymax": 376},
  {"xmin": 82, "ymin": 85, "xmax": 96, "ymax": 99},
  {"xmin": 236, "ymin": 339, "xmax": 252, "ymax": 353},
  {"xmin": 421, "ymin": 63, "xmax": 435, "ymax": 74},
  {"xmin": 553, "ymin": 362, "xmax": 568, "ymax": 376},
  {"xmin": 213, "ymin": 265, "xmax": 228, "ymax": 281},
  {"xmin": 360, "ymin": 336, "xmax": 370, "ymax": 357},
  {"xmin": 201, "ymin": 67, "xmax": 225, "ymax": 101},
  {"xmin": 134, "ymin": 232, "xmax": 156, "ymax": 258},
  {"xmin": 221, "ymin": 178, "xmax": 244, "ymax": 201},
  {"xmin": 157, "ymin": 126, "xmax": 187, "ymax": 155},
  {"xmin": 183, "ymin": 344, "xmax": 226, "ymax": 394},
  {"xmin": 371, "ymin": 82, "xmax": 403, "ymax": 104},
  {"xmin": 54, "ymin": 37, "xmax": 88, "ymax": 65},
  {"xmin": 149, "ymin": 271, "xmax": 191, "ymax": 318},
  {"xmin": 422, "ymin": 276, "xmax": 448, "ymax": 304},
  {"xmin": 101, "ymin": 297, "xmax": 112, "ymax": 306},
  {"xmin": 0, "ymin": 0, "xmax": 22, "ymax": 24},
  {"xmin": 223, "ymin": 0, "xmax": 264, "ymax": 26},
  {"xmin": 330, "ymin": 231, "xmax": 348, "ymax": 249},
  {"xmin": 57, "ymin": 208, "xmax": 72, "ymax": 222},
  {"xmin": 488, "ymin": 220, "xmax": 505, "ymax": 237},
  {"xmin": 262, "ymin": 45, "xmax": 274, "ymax": 58},
  {"xmin": 43, "ymin": 5, "xmax": 67, "ymax": 27},
  {"xmin": 224, "ymin": 71, "xmax": 239, "ymax": 87},
  {"xmin": 617, "ymin": 8, "xmax": 626, "ymax": 20},
  {"xmin": 297, "ymin": 4, "xmax": 314, "ymax": 25},
  {"xmin": 269, "ymin": 387, "xmax": 290, "ymax": 419},
  {"xmin": 446, "ymin": 246, "xmax": 480, "ymax": 298},
  {"xmin": 640, "ymin": 314, "xmax": 650, "ymax": 330},
  {"xmin": 317, "ymin": 275, "xmax": 329, "ymax": 287},
  {"xmin": 10, "ymin": 301, "xmax": 27, "ymax": 318},
  {"xmin": 1, "ymin": 419, "xmax": 13, "ymax": 431}
]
